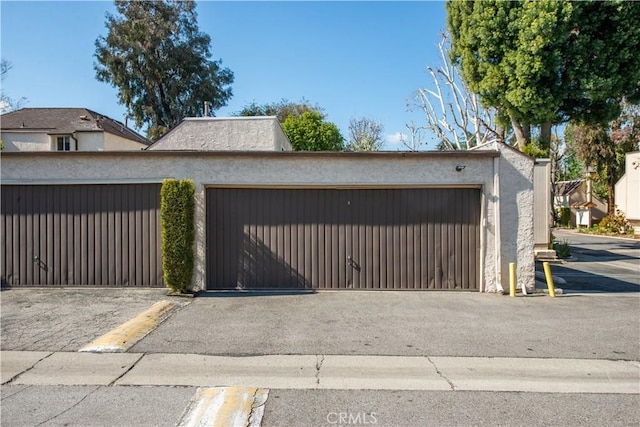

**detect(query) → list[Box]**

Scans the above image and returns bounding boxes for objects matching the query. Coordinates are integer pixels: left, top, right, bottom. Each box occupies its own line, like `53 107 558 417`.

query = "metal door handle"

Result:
347 256 361 272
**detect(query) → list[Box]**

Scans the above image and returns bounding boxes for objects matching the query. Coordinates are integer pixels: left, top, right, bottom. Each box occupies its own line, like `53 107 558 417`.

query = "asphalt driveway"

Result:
541 229 640 293
2 228 638 362
0 288 173 352
130 290 639 360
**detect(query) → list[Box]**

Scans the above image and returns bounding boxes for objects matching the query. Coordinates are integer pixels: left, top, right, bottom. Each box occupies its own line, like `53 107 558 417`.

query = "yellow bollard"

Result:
509 263 516 297
543 261 556 297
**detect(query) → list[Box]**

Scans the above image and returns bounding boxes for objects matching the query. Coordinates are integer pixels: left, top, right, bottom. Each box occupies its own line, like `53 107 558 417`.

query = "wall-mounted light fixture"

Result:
455 165 466 172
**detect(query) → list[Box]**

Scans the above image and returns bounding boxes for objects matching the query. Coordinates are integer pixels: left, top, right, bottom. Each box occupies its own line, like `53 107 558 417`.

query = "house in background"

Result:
0 108 149 152
146 116 291 151
554 179 607 227
615 151 640 235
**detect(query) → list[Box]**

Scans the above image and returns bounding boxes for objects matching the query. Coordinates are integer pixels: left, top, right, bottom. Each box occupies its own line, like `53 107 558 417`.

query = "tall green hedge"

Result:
161 179 195 292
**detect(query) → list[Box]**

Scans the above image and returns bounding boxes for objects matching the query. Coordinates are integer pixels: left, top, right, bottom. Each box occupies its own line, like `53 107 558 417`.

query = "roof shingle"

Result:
0 108 149 145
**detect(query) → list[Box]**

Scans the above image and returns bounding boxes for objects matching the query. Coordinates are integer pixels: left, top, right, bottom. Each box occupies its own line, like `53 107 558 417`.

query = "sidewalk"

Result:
2 351 639 394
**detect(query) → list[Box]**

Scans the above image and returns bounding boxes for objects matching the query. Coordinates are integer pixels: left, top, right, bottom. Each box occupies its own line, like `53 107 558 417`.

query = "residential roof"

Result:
0 108 149 145
555 179 583 196
571 201 598 208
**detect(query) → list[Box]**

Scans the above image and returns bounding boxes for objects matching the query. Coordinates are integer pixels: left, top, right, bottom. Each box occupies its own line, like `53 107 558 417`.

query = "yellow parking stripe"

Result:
178 387 269 427
79 300 178 353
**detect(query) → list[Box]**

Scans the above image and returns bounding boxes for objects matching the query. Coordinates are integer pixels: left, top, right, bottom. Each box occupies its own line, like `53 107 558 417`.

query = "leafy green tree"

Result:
95 0 233 140
446 0 640 150
236 98 321 123
566 101 640 214
555 145 583 182
346 117 384 151
281 111 344 151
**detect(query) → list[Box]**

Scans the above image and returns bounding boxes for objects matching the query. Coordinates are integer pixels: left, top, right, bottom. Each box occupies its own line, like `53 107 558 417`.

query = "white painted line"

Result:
178 387 267 427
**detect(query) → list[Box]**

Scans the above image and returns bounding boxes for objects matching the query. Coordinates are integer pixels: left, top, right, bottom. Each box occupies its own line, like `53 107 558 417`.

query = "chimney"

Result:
204 101 210 117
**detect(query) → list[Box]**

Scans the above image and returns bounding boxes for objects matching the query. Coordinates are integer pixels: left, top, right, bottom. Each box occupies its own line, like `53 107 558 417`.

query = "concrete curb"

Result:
3 351 638 394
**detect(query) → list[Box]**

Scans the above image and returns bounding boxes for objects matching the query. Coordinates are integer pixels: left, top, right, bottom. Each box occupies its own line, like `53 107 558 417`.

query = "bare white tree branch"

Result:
408 33 508 150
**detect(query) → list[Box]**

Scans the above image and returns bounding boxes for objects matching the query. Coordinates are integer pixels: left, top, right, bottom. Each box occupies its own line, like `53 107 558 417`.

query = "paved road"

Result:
3 350 639 427
540 229 640 293
2 385 638 427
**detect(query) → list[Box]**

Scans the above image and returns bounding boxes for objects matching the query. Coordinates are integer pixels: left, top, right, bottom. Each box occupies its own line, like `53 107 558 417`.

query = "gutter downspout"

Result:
71 132 79 151
494 155 504 293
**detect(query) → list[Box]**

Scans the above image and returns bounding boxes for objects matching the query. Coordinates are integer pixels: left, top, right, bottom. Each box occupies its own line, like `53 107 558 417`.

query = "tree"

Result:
446 0 640 150
281 111 344 151
346 117 384 151
236 98 321 123
555 144 583 183
95 0 233 140
410 33 507 150
567 101 640 214
1 60 27 113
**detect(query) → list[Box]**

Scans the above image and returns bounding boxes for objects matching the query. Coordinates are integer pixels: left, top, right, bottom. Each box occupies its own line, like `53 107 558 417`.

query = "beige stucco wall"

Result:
1 131 145 152
1 148 534 293
77 132 104 151
103 133 147 151
272 119 292 151
615 151 640 221
1 132 49 152
493 143 535 292
147 117 291 151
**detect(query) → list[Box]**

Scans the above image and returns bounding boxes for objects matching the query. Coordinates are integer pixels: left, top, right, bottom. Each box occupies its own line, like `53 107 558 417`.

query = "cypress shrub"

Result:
557 207 571 227
160 179 195 293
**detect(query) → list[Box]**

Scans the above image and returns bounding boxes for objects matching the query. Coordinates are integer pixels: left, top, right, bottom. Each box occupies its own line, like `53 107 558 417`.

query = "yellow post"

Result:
509 263 516 297
543 262 556 297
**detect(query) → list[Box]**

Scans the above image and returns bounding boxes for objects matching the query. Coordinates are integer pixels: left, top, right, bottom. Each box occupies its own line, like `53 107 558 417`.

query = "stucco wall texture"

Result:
494 143 535 292
1 131 146 152
615 151 640 222
1 132 50 152
2 146 534 293
147 117 292 151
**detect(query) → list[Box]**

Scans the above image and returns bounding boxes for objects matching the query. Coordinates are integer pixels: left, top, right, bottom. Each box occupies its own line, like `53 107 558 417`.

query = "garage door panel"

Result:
0 184 162 287
206 187 480 291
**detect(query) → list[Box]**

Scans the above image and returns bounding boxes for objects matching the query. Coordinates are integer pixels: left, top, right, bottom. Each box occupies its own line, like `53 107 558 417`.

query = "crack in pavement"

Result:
2 352 54 385
426 356 456 391
1 384 34 401
108 353 146 386
34 386 101 427
315 354 325 386
247 388 269 427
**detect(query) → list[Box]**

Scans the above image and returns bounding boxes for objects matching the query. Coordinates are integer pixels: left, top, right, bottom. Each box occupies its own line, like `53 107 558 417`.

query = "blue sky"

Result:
1 1 448 149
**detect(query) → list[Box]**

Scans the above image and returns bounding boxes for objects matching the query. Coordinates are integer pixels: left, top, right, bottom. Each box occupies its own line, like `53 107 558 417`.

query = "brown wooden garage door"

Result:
1 184 163 287
206 187 480 290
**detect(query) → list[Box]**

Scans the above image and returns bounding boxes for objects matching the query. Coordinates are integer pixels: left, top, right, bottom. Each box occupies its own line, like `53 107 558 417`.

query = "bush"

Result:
556 207 571 227
596 209 629 235
552 239 571 258
161 179 195 293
